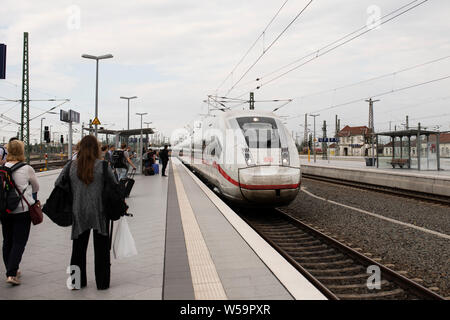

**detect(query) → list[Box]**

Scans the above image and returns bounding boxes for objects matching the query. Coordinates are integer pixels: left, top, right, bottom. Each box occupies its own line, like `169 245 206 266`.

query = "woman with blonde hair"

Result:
55 135 116 290
0 139 39 285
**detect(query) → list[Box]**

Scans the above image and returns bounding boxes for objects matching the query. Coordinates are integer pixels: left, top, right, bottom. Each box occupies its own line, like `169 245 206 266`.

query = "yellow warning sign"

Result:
92 117 101 125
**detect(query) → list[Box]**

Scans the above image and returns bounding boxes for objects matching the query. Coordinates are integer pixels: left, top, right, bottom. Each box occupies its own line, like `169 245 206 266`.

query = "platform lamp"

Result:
81 54 114 138
120 96 137 131
144 121 152 149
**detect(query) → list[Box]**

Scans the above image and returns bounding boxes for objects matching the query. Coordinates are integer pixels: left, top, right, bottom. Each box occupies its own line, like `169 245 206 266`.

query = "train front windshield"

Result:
236 117 281 149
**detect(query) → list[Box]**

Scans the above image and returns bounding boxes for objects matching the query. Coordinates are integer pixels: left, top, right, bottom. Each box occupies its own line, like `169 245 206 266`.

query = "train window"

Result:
236 117 281 149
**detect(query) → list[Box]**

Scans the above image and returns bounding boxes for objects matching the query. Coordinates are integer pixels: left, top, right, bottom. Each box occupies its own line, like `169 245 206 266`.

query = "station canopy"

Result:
84 128 155 137
376 128 441 138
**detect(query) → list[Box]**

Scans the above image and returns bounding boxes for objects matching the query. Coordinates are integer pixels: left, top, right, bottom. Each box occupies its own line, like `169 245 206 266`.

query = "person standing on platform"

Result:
55 135 116 290
112 143 136 181
72 141 81 160
159 145 169 177
101 145 108 161
0 139 39 286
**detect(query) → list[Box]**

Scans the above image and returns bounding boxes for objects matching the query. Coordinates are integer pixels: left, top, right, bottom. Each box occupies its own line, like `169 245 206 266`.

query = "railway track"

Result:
302 173 450 206
238 208 445 300
182 161 446 300
30 160 67 171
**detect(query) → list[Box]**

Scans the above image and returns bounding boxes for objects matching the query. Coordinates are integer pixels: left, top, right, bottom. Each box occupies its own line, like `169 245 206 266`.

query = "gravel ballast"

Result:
281 179 450 298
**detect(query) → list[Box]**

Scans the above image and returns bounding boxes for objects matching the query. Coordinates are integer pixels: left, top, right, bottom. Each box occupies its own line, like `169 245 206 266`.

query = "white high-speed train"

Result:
174 110 301 207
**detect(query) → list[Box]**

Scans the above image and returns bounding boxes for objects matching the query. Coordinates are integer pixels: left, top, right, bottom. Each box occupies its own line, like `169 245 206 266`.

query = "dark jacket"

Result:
159 149 169 163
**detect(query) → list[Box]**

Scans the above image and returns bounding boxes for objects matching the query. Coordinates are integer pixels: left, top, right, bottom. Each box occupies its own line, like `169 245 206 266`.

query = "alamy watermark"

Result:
66 265 81 290
66 5 81 30
367 265 382 290
366 5 382 30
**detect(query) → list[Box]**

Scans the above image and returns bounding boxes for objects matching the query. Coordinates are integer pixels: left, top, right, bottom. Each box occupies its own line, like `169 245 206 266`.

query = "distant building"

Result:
337 125 375 157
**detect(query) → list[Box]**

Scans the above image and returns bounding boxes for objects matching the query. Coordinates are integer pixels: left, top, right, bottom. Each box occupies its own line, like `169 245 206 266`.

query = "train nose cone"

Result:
238 166 301 206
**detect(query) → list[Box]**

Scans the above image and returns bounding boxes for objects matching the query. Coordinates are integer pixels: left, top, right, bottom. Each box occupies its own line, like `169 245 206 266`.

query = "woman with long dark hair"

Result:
55 135 116 290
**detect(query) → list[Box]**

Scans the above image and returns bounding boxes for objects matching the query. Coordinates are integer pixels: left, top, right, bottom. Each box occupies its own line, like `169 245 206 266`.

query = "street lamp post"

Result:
144 121 152 148
40 117 45 161
81 54 113 138
120 96 138 130
309 114 320 163
136 112 148 174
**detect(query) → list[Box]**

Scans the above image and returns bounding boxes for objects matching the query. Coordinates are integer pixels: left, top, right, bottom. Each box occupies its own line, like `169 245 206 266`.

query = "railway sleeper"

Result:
263 237 316 244
288 248 336 256
277 239 322 246
290 253 345 262
283 244 328 251
337 288 406 300
327 279 391 290
299 259 354 269
316 273 369 281
309 266 364 275
263 232 311 239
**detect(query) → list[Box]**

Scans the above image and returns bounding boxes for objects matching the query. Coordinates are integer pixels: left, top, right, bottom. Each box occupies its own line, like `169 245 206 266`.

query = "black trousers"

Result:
0 212 31 277
162 161 168 175
70 228 110 289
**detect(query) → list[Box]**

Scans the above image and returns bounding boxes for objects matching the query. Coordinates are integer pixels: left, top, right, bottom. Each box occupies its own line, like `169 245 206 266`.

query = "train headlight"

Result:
242 148 255 166
281 147 290 166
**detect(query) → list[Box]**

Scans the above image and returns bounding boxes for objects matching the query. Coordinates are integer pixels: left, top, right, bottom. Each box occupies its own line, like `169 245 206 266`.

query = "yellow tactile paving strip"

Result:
172 162 228 300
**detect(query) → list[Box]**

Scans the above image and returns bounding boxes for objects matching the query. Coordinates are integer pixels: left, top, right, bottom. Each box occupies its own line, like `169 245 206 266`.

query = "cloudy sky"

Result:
0 0 449 144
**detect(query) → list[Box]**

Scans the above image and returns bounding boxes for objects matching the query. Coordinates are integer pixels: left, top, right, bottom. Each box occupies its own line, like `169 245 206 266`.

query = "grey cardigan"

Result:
56 159 117 240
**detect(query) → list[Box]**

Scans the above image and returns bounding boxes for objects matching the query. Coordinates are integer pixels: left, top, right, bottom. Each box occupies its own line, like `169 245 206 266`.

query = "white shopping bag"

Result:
113 217 138 259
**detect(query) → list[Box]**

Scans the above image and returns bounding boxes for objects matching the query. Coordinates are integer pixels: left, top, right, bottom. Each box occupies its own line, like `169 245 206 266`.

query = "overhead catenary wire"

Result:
224 0 315 96
271 52 450 113
235 0 429 97
234 0 425 94
286 74 450 120
215 0 290 93
293 53 450 102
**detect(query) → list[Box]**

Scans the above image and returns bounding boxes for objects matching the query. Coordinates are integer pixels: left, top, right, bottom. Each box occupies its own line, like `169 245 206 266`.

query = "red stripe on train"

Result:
200 159 299 190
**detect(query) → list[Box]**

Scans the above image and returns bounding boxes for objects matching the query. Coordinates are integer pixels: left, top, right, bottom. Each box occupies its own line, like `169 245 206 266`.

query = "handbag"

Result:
102 161 128 221
42 161 73 227
113 217 138 259
14 185 43 225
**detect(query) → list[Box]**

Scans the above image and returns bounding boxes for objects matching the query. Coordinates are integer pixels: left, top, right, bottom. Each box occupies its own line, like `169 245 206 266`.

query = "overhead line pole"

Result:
366 98 380 166
309 114 319 163
21 32 30 163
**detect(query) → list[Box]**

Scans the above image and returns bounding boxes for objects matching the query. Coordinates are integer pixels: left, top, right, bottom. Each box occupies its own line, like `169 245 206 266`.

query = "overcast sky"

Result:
1 0 449 144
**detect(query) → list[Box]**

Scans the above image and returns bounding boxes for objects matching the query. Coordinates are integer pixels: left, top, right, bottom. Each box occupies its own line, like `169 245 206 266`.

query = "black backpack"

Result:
42 161 73 227
111 150 127 169
0 162 27 215
102 161 128 221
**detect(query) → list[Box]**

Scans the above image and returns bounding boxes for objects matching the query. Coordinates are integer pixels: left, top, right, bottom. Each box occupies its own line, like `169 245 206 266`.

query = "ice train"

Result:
173 110 301 207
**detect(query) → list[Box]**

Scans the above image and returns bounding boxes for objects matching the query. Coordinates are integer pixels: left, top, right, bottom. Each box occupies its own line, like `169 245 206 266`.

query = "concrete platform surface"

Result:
0 168 168 300
0 160 325 300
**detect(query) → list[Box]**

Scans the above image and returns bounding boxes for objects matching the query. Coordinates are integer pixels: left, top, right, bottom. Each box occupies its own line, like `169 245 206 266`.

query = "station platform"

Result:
0 159 325 300
300 158 450 197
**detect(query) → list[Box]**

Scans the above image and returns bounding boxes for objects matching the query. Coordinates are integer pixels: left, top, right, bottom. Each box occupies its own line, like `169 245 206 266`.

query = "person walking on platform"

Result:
0 139 39 286
159 145 170 177
55 135 116 290
101 145 109 161
112 143 136 181
106 145 115 164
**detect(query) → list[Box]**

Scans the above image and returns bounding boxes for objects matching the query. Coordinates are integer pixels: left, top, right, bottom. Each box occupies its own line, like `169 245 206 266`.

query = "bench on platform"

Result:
389 158 410 168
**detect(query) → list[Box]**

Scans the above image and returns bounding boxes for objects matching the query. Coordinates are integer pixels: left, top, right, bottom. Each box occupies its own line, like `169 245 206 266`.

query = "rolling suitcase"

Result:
152 163 159 175
120 169 136 198
144 166 154 176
